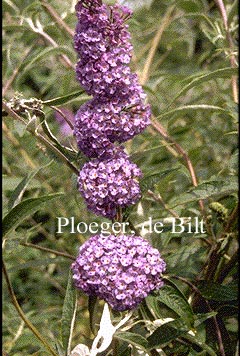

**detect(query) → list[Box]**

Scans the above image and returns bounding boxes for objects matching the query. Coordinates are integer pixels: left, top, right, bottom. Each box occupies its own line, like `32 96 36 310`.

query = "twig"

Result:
214 0 238 103
2 47 33 97
26 18 75 70
200 204 238 281
170 275 226 356
147 189 179 218
2 121 36 169
20 242 75 260
217 249 238 283
151 118 205 212
36 131 79 175
40 0 74 37
2 260 59 356
50 105 74 130
140 6 175 85
219 203 238 238
2 101 79 175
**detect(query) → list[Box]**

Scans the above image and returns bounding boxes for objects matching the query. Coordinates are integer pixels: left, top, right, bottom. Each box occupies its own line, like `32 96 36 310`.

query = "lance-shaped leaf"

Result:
42 90 87 107
2 193 64 238
169 177 238 208
140 167 180 193
168 67 238 106
115 331 148 352
197 281 238 301
147 318 189 349
8 161 53 210
148 284 194 327
156 104 234 121
61 269 77 354
88 295 98 335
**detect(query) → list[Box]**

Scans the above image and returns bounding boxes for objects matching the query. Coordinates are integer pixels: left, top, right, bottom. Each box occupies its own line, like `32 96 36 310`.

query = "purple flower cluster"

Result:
73 0 151 159
78 151 142 218
74 1 133 97
75 95 151 159
71 234 166 311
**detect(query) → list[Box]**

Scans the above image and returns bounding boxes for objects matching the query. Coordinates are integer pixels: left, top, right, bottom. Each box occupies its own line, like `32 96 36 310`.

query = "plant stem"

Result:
2 260 59 356
26 18 74 69
140 6 175 85
40 0 74 37
217 249 238 283
151 118 205 213
170 275 226 356
214 0 238 103
50 106 74 130
2 47 33 97
147 189 179 218
2 101 79 175
20 242 75 260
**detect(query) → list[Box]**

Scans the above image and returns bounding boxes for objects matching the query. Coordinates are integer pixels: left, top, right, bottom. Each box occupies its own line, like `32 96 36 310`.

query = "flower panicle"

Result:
74 0 151 217
71 1 165 312
71 234 166 311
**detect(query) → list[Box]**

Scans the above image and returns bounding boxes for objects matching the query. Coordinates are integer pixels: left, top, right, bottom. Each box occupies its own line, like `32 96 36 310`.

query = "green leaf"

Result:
21 47 74 75
115 331 148 351
118 346 132 356
8 161 53 210
140 167 180 193
165 245 207 278
21 1 42 16
177 0 202 13
197 281 238 301
8 258 59 272
54 341 65 356
183 333 218 356
130 144 167 160
156 104 233 121
144 294 162 319
40 120 78 161
3 0 19 13
227 0 238 24
61 269 77 354
187 350 205 356
155 284 194 326
147 318 188 349
88 295 98 335
194 312 217 328
42 90 86 106
3 176 40 192
168 67 238 106
2 193 64 237
169 177 238 208
2 24 29 31
228 151 238 174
